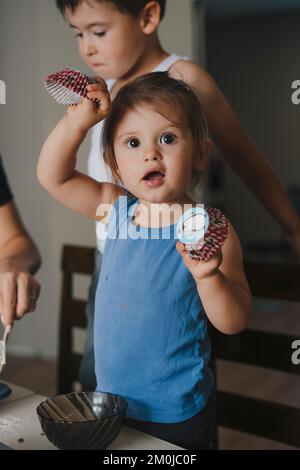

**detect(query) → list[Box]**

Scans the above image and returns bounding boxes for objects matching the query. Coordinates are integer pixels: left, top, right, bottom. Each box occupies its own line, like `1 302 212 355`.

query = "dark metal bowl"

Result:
36 391 127 450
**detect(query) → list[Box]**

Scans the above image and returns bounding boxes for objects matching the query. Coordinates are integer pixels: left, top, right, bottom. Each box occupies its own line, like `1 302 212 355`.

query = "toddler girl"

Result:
37 72 251 449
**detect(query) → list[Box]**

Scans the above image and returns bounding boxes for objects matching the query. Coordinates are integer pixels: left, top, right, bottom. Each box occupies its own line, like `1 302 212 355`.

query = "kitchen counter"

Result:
0 383 183 450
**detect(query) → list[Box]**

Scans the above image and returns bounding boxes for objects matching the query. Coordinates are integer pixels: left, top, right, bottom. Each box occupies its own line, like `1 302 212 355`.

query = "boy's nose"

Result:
82 39 97 57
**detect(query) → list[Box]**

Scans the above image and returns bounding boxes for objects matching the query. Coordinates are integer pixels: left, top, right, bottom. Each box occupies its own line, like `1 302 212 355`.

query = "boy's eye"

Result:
160 133 177 145
94 32 106 37
126 138 140 148
75 32 83 38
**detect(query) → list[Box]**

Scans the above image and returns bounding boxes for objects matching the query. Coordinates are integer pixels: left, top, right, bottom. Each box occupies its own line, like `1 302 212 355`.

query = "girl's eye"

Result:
160 133 176 145
126 139 140 148
75 33 83 38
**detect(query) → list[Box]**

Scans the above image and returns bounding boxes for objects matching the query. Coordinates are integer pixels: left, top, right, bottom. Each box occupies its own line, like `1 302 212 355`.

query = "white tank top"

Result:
88 53 189 251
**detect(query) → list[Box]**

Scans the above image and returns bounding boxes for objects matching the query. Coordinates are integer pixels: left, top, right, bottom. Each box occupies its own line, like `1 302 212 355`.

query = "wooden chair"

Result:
57 245 95 394
210 261 300 449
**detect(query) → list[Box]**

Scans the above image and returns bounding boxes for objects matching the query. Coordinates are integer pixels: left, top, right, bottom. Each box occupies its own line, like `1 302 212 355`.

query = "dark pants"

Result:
124 392 217 450
79 250 101 391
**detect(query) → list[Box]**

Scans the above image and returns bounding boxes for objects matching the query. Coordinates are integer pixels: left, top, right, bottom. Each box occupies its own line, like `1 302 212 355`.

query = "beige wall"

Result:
160 0 194 59
0 0 205 358
1 0 58 358
206 12 300 245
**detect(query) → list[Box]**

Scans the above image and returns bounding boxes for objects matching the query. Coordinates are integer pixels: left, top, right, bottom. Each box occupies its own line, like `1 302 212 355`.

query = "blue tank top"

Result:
94 196 214 423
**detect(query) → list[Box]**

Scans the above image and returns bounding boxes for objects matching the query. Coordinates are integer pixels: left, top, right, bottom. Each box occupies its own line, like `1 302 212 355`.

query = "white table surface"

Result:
0 383 183 450
0 382 35 404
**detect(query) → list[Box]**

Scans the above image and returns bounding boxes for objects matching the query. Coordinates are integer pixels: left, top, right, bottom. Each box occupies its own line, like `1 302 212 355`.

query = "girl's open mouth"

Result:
143 171 165 187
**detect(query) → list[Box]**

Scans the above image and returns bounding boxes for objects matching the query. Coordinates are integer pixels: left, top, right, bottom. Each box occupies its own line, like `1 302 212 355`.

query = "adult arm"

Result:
0 201 41 326
170 61 300 254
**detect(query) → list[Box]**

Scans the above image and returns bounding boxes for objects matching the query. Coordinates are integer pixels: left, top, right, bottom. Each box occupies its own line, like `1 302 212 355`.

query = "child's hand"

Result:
176 241 223 282
66 77 111 133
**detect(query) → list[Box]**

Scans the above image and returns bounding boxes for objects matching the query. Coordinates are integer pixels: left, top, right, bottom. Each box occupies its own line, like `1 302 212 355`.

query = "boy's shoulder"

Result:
168 59 216 102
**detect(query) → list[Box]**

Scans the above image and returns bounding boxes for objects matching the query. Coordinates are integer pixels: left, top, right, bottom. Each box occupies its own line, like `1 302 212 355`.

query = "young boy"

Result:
55 0 300 390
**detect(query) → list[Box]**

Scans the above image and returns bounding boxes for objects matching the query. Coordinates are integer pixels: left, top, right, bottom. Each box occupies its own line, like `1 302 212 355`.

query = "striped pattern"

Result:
186 207 229 261
44 68 96 106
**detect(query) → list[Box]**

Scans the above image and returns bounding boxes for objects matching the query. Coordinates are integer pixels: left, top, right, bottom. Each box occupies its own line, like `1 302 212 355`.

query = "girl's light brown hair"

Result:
102 72 209 191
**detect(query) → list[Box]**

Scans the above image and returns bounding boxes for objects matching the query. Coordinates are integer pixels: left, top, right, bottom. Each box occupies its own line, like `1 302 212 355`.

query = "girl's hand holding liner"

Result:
66 78 111 132
37 77 119 221
176 241 222 282
177 224 251 335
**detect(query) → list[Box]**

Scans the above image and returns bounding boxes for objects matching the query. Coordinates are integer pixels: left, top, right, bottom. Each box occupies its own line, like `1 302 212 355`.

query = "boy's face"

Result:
113 105 198 204
66 0 146 79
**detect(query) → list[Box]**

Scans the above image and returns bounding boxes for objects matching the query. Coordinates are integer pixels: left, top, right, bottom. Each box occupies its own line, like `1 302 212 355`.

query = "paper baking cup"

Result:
44 68 96 106
177 206 229 261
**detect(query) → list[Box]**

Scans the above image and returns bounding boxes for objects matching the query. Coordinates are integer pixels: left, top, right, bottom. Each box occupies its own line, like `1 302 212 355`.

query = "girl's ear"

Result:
139 1 161 35
194 138 213 172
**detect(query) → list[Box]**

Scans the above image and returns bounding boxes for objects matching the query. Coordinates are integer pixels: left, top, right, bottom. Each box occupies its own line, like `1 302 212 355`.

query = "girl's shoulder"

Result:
96 186 133 225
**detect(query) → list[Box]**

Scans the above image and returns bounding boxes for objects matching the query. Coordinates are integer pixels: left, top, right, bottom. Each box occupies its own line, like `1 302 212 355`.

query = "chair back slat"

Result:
245 262 300 301
217 391 300 449
211 328 300 375
68 300 87 328
62 245 95 274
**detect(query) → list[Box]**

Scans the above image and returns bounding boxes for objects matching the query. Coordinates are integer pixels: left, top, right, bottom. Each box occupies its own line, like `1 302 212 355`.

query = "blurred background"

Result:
1 0 300 449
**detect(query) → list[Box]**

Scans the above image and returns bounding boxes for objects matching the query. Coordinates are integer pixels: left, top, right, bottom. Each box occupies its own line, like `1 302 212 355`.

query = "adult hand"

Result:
0 270 41 327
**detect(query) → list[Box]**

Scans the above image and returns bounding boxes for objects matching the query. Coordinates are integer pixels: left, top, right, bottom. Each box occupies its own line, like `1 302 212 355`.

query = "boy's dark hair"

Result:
102 72 209 190
56 0 166 20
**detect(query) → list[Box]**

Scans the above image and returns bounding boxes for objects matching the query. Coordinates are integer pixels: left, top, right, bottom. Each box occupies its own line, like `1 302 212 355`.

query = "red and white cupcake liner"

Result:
44 68 97 106
186 207 229 261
